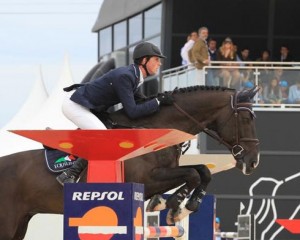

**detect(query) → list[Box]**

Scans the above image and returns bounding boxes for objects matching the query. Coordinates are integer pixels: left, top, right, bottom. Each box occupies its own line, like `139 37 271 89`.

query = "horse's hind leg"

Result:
13 213 35 240
173 164 212 222
185 164 211 211
146 167 201 212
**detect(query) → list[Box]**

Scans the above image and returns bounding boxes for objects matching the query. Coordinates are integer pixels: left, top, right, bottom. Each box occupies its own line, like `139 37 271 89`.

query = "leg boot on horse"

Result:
56 158 87 185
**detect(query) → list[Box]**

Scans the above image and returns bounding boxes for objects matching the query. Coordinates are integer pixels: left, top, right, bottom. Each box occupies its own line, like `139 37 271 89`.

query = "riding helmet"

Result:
133 42 166 60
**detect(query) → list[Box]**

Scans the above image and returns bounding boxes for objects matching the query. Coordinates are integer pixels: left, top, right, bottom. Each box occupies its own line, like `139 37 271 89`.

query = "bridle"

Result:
173 90 260 159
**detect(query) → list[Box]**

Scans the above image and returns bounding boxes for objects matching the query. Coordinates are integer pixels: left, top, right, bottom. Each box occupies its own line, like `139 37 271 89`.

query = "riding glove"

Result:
157 93 174 105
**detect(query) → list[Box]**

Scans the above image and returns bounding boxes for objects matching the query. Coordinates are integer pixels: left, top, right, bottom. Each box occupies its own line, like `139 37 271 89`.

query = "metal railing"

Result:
161 61 300 111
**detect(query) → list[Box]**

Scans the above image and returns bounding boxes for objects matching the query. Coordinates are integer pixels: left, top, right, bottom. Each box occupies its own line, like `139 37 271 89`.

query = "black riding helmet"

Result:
133 42 166 76
133 42 166 60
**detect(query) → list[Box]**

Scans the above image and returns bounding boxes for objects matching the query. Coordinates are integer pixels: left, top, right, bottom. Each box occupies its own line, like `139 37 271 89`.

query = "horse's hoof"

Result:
166 209 175 225
173 207 193 222
146 195 166 212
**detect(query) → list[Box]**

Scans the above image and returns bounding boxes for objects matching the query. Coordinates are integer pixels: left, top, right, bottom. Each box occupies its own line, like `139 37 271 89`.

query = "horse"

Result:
0 86 260 240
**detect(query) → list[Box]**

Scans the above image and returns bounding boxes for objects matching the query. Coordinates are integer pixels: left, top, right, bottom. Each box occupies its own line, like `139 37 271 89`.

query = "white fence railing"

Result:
161 61 300 111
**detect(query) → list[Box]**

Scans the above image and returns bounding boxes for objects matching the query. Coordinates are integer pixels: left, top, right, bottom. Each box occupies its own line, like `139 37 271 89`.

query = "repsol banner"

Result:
64 183 144 240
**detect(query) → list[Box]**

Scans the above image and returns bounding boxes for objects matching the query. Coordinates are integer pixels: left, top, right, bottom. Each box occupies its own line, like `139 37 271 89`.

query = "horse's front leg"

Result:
173 164 212 222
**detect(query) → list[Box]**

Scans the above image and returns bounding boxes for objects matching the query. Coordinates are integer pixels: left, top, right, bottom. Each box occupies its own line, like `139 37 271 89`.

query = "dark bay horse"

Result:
0 86 260 240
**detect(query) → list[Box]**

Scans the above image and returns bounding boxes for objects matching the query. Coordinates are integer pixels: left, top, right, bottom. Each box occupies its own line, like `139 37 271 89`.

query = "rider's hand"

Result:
157 93 174 105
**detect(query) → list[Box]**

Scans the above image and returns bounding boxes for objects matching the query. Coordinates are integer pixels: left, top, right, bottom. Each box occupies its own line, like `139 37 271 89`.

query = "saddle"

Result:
42 114 124 173
44 148 78 173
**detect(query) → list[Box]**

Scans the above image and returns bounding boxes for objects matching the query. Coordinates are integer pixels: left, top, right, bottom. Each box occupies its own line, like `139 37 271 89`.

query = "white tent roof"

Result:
0 54 76 157
3 66 48 130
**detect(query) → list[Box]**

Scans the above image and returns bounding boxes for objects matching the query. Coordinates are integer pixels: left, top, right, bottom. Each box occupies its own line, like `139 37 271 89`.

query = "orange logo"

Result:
69 206 125 240
69 206 144 240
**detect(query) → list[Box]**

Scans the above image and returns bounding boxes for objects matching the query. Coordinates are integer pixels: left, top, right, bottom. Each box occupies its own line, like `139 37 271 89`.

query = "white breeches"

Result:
62 90 107 130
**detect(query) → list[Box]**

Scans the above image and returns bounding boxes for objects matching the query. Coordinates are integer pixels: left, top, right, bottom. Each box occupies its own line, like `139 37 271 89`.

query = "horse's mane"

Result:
159 85 257 104
162 85 232 95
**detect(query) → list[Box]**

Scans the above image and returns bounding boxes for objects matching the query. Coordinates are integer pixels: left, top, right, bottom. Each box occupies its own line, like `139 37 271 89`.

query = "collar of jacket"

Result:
132 64 140 79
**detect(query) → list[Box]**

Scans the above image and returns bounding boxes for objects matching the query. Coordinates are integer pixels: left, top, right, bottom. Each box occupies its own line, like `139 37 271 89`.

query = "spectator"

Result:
237 46 254 84
288 78 300 104
256 83 265 104
215 217 229 240
190 26 210 85
263 77 283 104
243 80 254 90
256 49 272 86
279 80 289 103
238 46 252 66
207 38 218 85
217 37 239 87
278 45 293 62
180 31 198 65
208 38 218 61
256 49 272 62
217 37 237 61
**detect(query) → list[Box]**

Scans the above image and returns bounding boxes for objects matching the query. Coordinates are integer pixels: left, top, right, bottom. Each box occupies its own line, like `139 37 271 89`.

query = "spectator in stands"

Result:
288 78 300 104
208 38 218 61
279 80 289 103
243 80 254 90
237 46 255 85
216 37 239 87
263 77 283 104
256 83 265 104
207 38 219 85
217 37 237 62
190 26 210 85
256 49 272 86
180 31 198 65
215 217 229 240
278 45 294 62
238 46 252 66
256 49 272 62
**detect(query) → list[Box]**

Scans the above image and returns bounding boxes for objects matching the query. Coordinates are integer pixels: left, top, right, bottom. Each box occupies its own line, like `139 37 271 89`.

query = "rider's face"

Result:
145 56 162 75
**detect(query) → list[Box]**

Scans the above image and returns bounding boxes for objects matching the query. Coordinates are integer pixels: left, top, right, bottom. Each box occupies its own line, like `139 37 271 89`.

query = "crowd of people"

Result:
180 27 300 104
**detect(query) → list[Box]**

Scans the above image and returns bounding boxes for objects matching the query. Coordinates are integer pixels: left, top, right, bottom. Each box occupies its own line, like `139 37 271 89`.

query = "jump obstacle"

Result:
12 129 195 239
144 225 185 238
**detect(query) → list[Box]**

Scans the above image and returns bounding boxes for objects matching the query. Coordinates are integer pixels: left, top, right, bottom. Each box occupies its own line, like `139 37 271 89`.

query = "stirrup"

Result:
56 172 76 186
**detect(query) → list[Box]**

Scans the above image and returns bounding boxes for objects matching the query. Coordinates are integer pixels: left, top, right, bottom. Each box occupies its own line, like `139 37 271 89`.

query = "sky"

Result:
0 0 103 127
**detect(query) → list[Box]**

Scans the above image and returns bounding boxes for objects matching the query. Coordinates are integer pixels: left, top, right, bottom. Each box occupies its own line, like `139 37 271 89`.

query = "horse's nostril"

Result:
252 161 257 169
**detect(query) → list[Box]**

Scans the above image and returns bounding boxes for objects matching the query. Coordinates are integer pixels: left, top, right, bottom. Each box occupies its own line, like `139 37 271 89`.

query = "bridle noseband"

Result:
173 90 260 159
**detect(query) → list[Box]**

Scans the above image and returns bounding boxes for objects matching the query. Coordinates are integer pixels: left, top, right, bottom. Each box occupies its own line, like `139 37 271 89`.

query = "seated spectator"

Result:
238 46 252 66
217 37 237 62
256 49 272 86
277 45 294 62
180 31 198 65
288 78 300 104
217 37 238 87
256 83 265 104
208 38 218 61
279 80 289 103
243 80 254 90
206 38 218 85
263 77 283 104
256 49 272 62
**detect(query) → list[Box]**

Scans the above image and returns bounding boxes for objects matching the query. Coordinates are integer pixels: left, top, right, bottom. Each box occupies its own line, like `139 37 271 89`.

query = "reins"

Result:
173 90 260 158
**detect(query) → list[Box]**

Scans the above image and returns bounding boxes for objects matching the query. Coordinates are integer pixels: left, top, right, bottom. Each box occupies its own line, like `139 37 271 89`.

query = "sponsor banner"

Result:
64 183 144 240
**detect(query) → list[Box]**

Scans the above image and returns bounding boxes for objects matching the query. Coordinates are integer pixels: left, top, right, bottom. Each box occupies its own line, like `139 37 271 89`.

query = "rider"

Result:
56 42 174 185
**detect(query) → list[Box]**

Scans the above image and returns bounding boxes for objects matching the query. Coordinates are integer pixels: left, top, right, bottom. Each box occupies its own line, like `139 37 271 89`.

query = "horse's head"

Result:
213 87 260 175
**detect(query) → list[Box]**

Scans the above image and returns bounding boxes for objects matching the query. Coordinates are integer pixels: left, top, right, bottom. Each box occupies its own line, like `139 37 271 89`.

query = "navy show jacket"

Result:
70 64 159 119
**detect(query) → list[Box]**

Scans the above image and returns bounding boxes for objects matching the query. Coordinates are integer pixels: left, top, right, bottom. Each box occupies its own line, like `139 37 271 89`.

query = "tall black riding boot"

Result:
56 158 88 186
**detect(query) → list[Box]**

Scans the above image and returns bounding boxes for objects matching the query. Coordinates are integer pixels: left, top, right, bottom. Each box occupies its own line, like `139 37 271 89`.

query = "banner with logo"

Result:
64 183 144 240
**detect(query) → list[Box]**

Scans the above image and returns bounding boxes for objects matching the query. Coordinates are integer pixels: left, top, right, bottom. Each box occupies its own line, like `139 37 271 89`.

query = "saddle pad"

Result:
44 149 78 173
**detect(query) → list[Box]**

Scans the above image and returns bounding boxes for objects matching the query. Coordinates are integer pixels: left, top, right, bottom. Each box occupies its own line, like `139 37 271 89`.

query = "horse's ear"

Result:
249 86 260 99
